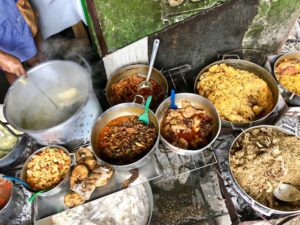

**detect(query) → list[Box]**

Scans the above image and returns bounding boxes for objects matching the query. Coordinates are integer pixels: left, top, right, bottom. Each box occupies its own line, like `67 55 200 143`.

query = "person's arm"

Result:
0 50 26 76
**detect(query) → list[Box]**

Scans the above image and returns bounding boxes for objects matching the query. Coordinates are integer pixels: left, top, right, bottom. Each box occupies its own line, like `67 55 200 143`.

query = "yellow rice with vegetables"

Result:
26 147 71 191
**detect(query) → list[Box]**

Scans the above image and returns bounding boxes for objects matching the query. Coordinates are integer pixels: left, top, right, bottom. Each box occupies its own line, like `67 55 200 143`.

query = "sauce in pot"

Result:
110 75 164 109
97 115 157 165
0 177 12 210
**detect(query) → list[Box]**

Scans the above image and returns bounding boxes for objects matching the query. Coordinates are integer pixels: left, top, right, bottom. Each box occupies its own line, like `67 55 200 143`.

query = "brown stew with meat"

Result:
161 100 214 150
97 115 157 165
110 75 164 109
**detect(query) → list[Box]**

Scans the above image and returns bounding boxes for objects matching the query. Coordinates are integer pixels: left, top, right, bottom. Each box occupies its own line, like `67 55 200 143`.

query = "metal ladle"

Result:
19 76 74 115
273 183 300 202
138 39 160 93
19 76 61 109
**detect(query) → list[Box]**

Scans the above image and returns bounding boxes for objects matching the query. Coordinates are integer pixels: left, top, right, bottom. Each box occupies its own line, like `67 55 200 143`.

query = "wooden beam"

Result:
72 21 89 40
85 0 108 56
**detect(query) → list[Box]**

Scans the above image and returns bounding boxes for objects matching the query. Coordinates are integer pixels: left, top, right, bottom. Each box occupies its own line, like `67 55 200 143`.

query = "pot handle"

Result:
0 120 22 137
222 54 241 60
70 153 77 166
251 201 273 217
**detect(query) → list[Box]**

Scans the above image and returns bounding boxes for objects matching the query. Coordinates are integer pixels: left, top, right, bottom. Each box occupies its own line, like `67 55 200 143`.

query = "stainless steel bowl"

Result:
105 64 168 107
228 125 300 216
90 103 160 170
155 93 221 155
194 59 280 129
274 51 300 105
21 145 74 196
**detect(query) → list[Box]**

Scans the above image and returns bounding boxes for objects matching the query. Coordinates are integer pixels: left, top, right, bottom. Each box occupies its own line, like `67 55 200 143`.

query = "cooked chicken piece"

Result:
171 124 187 132
161 100 213 150
79 157 97 171
76 147 95 162
64 191 85 208
70 165 89 189
178 138 188 149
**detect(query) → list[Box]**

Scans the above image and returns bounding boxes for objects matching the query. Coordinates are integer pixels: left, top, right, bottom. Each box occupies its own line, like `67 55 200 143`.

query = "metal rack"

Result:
153 143 218 184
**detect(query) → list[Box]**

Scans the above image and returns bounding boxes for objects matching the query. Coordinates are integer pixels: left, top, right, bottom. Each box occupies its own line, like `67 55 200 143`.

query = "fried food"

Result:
76 147 97 171
72 176 96 200
81 157 97 171
275 58 300 95
76 147 95 162
64 191 85 208
97 115 157 165
161 100 214 149
70 165 89 189
26 147 71 191
230 127 300 211
90 165 114 187
196 64 274 123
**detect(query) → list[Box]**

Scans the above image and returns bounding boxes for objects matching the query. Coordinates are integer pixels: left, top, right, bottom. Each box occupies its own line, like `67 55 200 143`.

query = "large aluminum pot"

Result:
274 51 300 105
20 145 75 197
90 103 160 171
228 125 300 216
3 60 102 146
194 59 280 129
0 175 15 224
105 64 168 108
156 93 221 155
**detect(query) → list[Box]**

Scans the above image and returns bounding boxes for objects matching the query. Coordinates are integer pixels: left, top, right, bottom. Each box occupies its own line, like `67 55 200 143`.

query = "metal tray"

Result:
34 182 154 225
33 145 161 222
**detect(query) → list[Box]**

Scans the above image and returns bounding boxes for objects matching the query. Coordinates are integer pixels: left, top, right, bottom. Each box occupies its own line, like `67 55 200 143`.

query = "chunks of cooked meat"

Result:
97 115 157 165
70 165 89 189
196 64 274 123
64 191 85 208
76 147 95 162
76 147 97 171
110 74 164 108
65 148 114 208
161 100 214 150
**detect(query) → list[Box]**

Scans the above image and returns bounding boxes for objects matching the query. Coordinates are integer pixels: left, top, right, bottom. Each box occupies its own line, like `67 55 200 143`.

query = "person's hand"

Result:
0 51 26 76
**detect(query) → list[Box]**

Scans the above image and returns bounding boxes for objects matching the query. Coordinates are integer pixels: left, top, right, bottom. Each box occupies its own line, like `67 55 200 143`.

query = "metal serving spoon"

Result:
138 39 160 93
138 96 152 125
273 183 300 202
19 76 61 110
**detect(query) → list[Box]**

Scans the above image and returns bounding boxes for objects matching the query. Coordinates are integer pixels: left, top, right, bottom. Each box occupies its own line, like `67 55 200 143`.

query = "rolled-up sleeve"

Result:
0 0 37 62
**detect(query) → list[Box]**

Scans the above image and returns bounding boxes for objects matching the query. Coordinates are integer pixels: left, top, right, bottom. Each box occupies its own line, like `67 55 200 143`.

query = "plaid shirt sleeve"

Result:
0 0 37 62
